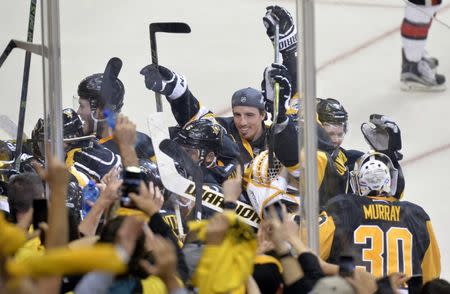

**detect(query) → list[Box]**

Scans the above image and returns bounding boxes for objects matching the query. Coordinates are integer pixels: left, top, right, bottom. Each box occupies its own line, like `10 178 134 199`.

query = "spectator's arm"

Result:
114 114 138 167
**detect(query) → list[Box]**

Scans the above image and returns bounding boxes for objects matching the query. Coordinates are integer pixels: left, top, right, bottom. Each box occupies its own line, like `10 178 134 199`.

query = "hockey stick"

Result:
15 0 37 170
99 57 123 130
160 139 203 221
147 113 260 228
0 40 43 69
268 24 280 168
0 115 24 139
149 22 191 112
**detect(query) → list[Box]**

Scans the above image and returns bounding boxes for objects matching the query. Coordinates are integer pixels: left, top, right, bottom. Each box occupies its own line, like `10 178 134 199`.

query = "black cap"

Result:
231 87 265 111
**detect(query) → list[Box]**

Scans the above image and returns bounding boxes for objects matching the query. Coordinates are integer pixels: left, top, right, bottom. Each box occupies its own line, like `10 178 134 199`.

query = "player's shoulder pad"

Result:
325 193 360 213
399 200 431 222
136 131 152 144
343 149 364 161
216 116 234 129
135 131 155 158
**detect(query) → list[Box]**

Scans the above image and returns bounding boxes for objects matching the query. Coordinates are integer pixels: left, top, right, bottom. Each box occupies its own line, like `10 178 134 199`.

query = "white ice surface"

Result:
1 0 449 279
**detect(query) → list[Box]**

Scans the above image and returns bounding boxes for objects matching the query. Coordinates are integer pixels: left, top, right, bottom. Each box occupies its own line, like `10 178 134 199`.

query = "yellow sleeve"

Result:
316 151 328 187
6 244 127 278
190 212 257 293
13 236 45 262
141 275 184 294
319 211 335 261
0 212 27 256
334 149 348 176
422 221 441 283
286 151 327 184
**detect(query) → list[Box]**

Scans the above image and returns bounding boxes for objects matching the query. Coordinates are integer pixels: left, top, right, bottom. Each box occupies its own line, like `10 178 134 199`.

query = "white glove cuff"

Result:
168 73 188 100
279 27 298 52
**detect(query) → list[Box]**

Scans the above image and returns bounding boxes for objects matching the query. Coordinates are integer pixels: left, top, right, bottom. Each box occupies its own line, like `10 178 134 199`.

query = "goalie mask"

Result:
175 119 223 167
350 151 398 197
246 150 299 218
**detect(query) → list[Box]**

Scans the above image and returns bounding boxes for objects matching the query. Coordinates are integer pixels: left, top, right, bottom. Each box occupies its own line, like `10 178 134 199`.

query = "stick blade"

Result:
99 57 122 110
149 22 191 34
159 138 203 220
0 40 17 69
159 139 202 179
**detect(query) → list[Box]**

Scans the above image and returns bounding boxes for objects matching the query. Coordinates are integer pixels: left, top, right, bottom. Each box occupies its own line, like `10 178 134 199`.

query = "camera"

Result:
32 198 48 244
120 166 142 208
338 255 355 277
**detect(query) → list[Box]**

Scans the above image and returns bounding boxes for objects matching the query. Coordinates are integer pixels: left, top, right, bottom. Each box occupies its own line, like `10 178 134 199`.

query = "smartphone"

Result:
263 201 283 220
338 255 355 277
32 198 48 244
407 275 422 294
120 166 142 208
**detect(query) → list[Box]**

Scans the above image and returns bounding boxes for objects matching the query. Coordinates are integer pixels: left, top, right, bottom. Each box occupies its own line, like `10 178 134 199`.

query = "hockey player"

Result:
319 151 441 282
316 98 362 190
76 72 155 160
261 65 347 206
174 119 240 185
32 108 121 184
140 6 299 166
401 0 446 91
140 64 267 165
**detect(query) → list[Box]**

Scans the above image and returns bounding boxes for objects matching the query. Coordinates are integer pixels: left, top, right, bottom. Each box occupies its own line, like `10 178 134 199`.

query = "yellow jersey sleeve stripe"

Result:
319 213 335 261
422 220 441 283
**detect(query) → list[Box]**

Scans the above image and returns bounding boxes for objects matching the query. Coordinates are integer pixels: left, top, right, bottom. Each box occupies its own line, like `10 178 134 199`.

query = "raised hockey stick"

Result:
160 139 203 221
99 57 122 130
147 112 260 228
149 22 191 112
15 0 37 170
268 24 280 168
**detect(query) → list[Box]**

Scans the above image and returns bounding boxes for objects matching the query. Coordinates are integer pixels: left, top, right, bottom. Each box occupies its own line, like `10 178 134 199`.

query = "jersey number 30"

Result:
354 225 413 277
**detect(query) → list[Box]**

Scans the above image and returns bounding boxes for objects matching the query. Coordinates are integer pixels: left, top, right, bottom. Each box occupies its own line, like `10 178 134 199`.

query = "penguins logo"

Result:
64 109 73 119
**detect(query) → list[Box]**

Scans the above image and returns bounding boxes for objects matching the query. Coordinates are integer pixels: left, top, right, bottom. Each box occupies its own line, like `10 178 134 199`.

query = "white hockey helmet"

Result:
350 151 398 197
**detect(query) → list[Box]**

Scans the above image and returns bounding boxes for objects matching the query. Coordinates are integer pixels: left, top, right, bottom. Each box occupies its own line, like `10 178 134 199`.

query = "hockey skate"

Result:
422 51 439 71
401 52 446 92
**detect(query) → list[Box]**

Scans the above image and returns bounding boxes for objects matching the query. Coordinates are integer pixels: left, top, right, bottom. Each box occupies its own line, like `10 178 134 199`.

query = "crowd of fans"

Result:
0 3 449 294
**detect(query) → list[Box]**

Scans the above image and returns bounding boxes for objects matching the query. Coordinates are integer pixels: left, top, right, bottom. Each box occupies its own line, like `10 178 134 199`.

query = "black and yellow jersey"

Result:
99 131 155 161
216 116 269 165
319 193 440 282
273 121 347 207
66 141 121 182
164 87 269 166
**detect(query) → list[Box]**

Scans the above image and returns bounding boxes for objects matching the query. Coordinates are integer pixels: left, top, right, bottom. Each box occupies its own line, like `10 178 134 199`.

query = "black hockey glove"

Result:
140 64 187 100
263 5 298 55
361 114 403 160
263 63 292 123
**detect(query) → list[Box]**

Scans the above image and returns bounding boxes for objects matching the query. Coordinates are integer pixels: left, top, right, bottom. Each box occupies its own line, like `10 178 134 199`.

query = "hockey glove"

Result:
361 114 402 160
263 63 292 123
263 5 298 55
140 64 187 100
